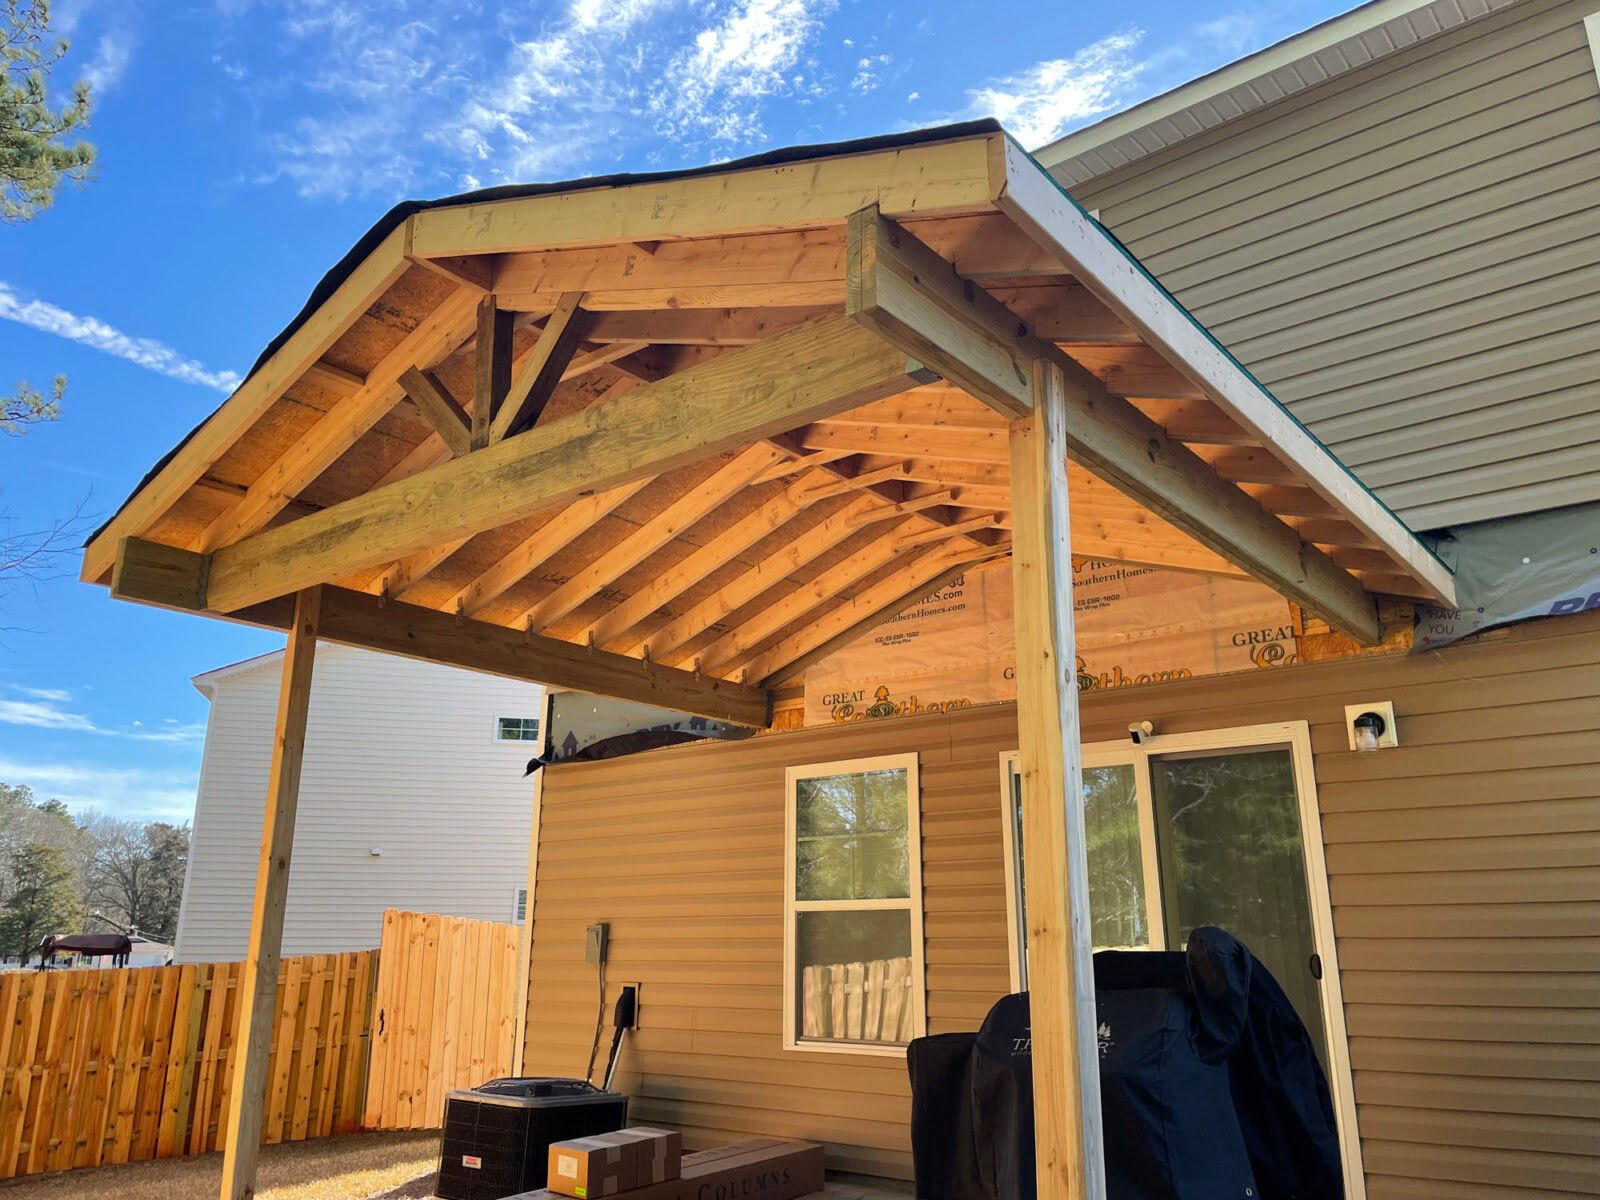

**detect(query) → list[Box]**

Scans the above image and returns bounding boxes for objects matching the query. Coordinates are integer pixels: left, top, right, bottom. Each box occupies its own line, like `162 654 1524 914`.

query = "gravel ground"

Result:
0 1132 440 1200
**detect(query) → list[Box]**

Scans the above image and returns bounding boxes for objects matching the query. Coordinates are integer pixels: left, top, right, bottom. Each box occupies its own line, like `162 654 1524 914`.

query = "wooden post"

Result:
219 587 322 1200
1007 361 1105 1200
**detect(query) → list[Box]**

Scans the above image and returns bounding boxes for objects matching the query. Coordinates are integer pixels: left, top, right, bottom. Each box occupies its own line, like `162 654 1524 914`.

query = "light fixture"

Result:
1344 701 1398 753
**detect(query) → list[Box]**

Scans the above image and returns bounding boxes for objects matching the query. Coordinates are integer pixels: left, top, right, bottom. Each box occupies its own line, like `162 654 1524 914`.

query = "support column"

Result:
219 586 322 1200
1008 361 1105 1200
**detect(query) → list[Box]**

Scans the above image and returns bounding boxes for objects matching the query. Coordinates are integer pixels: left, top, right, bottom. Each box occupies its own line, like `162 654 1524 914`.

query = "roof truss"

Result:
89 127 1454 727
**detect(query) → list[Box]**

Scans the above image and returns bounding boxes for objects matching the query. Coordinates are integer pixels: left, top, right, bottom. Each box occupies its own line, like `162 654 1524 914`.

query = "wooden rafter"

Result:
581 466 839 650
519 443 786 632
448 481 652 618
400 367 471 457
694 517 924 677
634 492 884 662
738 539 1009 685
80 228 416 583
197 315 935 612
193 286 481 554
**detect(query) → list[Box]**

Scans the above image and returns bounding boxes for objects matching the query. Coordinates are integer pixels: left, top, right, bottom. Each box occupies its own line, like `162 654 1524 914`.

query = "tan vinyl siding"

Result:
523 608 1600 1192
1069 0 1600 529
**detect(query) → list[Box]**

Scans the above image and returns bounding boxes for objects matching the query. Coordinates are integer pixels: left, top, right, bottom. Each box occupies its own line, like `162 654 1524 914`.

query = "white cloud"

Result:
966 30 1147 149
0 685 207 744
0 757 199 822
83 29 137 94
651 0 836 140
0 281 242 394
851 53 890 94
0 698 98 732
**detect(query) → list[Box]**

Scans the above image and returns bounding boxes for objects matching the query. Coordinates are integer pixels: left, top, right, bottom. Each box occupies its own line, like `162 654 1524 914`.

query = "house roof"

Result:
88 124 1453 725
1034 0 1522 186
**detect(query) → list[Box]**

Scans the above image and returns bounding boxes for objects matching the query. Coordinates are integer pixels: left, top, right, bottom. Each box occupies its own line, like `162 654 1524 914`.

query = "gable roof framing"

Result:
90 124 1454 726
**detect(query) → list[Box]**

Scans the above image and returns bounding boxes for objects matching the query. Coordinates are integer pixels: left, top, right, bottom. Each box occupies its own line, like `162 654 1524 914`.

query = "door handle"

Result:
1309 953 1323 980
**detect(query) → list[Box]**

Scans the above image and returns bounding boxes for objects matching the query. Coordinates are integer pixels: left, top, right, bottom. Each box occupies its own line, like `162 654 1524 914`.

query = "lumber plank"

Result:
1008 359 1105 1200
519 443 785 632
400 368 472 458
473 298 516 449
582 467 839 649
80 225 412 583
199 315 935 613
695 517 924 676
490 292 587 442
219 589 321 1200
408 134 1001 258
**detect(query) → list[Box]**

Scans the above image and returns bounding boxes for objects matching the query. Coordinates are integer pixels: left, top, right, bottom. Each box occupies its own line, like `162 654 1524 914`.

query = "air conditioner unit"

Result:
436 1077 628 1200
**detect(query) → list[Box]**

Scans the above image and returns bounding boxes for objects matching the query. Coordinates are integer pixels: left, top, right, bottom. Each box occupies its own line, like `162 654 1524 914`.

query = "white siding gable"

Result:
174 644 541 961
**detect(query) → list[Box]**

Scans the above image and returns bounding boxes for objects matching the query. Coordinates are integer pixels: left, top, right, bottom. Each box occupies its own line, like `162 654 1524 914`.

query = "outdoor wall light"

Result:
1344 701 1399 753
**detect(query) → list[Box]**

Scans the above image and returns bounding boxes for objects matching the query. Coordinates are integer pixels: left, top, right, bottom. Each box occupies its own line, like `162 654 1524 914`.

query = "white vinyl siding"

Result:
174 644 541 961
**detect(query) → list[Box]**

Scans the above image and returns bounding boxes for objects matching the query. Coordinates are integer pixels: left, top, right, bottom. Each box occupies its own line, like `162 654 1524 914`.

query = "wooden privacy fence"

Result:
0 950 374 1181
363 909 521 1132
801 956 914 1043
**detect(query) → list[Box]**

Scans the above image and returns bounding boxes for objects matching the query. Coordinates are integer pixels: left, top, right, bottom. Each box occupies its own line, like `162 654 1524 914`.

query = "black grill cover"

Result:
908 1032 981 1200
1188 928 1343 1200
908 928 1343 1200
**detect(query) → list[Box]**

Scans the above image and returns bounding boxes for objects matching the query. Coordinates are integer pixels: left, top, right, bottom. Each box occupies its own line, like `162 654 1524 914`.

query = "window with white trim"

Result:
495 716 542 743
783 754 926 1054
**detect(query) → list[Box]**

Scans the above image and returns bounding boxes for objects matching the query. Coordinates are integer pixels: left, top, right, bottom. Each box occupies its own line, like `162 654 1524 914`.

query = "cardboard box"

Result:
520 1138 822 1200
546 1131 639 1199
622 1128 682 1184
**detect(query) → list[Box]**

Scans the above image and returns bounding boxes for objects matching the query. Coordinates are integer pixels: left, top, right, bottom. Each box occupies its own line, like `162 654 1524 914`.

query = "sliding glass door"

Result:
1000 722 1361 1194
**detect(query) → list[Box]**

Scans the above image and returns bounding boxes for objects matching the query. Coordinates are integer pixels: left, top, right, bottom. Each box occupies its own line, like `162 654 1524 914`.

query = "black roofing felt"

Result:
90 120 1004 545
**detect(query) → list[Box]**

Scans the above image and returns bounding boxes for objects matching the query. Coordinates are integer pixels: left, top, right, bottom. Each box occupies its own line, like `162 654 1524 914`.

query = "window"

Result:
784 754 926 1054
1000 723 1365 1200
495 716 542 743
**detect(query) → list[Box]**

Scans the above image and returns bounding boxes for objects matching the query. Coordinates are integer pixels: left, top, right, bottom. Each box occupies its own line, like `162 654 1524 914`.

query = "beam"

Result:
846 207 1383 642
109 540 771 727
490 292 587 443
408 134 1002 258
991 138 1454 606
218 586 321 1200
1009 360 1106 1200
200 315 935 613
80 226 413 584
400 367 472 458
472 298 516 449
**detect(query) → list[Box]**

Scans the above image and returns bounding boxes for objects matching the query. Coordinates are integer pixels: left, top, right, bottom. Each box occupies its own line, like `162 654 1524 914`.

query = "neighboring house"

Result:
174 644 542 961
1037 0 1600 531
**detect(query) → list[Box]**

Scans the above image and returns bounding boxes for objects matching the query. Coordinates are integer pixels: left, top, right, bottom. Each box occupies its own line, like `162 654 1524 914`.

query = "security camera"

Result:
1127 720 1155 745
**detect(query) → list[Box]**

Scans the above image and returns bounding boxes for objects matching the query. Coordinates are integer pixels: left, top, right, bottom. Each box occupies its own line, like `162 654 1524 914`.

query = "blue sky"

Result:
0 0 1351 821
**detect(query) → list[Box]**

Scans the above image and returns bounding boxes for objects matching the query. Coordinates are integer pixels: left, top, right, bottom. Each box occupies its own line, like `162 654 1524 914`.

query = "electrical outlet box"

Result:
585 922 609 964
621 982 642 1029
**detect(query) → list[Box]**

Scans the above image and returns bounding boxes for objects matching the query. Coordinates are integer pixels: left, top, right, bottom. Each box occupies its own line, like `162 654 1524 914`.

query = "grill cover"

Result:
909 928 1343 1200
